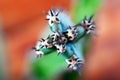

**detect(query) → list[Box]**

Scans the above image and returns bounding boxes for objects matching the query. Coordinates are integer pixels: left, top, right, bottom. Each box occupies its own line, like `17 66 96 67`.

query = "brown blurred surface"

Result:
83 0 120 80
0 0 70 79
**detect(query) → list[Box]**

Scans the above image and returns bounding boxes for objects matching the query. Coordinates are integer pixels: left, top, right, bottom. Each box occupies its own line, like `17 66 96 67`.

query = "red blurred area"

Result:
0 0 70 79
83 0 120 80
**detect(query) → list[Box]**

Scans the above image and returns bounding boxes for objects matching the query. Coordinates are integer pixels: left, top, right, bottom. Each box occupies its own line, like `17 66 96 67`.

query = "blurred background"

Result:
1 0 120 80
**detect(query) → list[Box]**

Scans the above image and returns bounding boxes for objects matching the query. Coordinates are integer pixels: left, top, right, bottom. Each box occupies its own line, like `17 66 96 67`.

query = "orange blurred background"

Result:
0 0 71 79
2 0 120 80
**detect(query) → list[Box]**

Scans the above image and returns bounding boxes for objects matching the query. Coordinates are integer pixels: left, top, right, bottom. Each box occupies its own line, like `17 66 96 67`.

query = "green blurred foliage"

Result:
31 51 67 80
72 0 101 23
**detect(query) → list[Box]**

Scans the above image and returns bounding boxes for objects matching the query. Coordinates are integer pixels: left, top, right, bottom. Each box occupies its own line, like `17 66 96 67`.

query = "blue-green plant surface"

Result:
31 0 101 80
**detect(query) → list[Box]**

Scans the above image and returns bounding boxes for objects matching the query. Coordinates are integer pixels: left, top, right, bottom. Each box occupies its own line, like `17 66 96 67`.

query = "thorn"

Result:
69 26 71 29
45 45 47 48
84 16 87 20
45 18 49 20
35 49 40 51
41 38 45 41
56 18 59 21
36 55 39 58
47 35 50 39
83 19 86 24
40 46 44 49
38 39 41 41
40 54 43 57
56 11 60 16
45 12 49 16
32 47 36 50
67 64 71 68
50 9 54 16
77 60 82 62
74 27 77 30
57 52 61 55
88 16 93 23
51 21 54 24
90 15 94 20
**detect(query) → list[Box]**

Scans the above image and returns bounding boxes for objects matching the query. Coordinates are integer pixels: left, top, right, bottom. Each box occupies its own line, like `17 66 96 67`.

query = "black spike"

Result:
50 9 54 16
65 31 68 34
36 55 40 58
47 35 50 39
45 18 49 20
74 27 77 30
68 59 72 62
40 54 43 57
56 18 59 21
40 46 44 49
69 26 72 29
68 36 72 39
63 45 65 48
83 19 86 24
90 15 93 21
45 45 47 48
57 52 61 55
84 16 87 20
51 21 54 24
77 60 82 62
45 12 49 16
32 47 36 50
36 49 40 51
38 39 41 41
72 31 75 34
56 11 59 16
67 64 71 68
41 38 45 41
74 58 78 61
